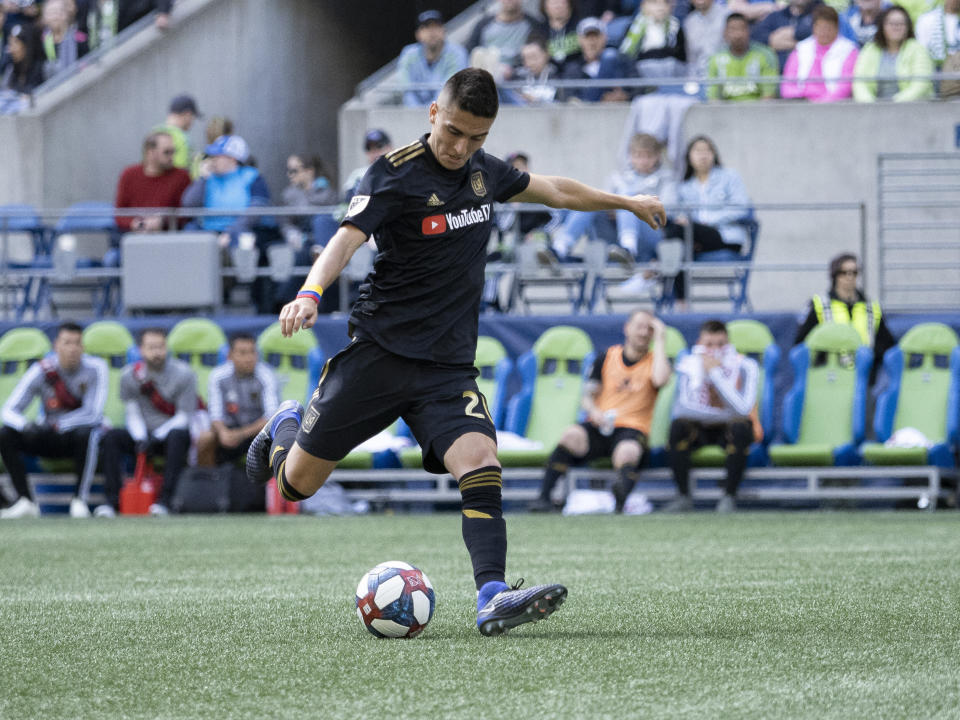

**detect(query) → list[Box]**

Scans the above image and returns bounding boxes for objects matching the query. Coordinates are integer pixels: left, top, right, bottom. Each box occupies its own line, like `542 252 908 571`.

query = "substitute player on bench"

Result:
247 68 665 635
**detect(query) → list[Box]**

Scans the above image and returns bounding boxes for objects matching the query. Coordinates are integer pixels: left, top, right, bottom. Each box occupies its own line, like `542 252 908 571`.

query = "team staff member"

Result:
196 333 279 467
246 68 666 636
98 328 197 517
0 322 108 519
795 252 895 384
531 310 671 514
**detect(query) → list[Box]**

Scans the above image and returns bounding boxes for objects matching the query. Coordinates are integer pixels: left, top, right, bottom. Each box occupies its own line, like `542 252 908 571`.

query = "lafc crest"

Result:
471 171 487 197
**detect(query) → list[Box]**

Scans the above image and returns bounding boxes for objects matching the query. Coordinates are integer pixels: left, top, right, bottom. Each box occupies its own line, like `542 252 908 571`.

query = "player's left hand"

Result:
629 195 667 230
279 297 319 337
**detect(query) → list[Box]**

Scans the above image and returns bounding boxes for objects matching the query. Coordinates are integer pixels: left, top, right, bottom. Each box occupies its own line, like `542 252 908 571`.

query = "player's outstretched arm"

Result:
279 224 369 337
510 173 666 230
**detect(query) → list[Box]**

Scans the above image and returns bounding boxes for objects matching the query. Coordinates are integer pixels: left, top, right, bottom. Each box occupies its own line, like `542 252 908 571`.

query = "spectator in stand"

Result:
795 252 895 385
467 0 543 79
282 153 337 229
0 322 108 520
191 114 233 178
781 5 859 101
665 319 760 514
553 133 677 264
114 130 191 232
683 0 729 79
397 10 467 108
915 0 959 68
98 328 197 517
542 0 581 65
671 135 753 303
76 0 120 51
513 36 561 103
530 310 671 513
115 0 172 32
618 0 687 92
845 0 890 47
195 334 279 468
342 128 392 201
155 93 201 170
491 151 555 253
752 0 826 70
559 16 631 102
40 0 88 80
853 4 934 100
707 13 779 100
1 21 43 95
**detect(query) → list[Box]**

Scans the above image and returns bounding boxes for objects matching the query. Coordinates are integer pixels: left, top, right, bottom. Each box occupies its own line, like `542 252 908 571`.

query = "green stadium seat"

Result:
0 327 51 425
82 321 134 428
256 322 324 406
689 319 779 467
862 323 960 468
167 318 228 404
768 323 870 467
500 326 594 467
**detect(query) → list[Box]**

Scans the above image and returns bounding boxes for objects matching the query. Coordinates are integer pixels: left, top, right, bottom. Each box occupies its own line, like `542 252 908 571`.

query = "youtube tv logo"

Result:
422 215 446 235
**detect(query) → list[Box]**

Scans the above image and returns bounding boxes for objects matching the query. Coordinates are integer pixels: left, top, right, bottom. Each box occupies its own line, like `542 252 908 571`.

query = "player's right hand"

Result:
280 297 319 337
630 194 667 230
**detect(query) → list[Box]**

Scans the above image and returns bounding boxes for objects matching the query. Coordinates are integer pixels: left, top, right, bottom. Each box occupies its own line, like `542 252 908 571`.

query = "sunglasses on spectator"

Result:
838 269 859 276
287 166 304 175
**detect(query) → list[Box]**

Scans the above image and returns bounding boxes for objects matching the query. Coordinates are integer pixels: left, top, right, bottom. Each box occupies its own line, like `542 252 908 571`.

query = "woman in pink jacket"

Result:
781 5 859 101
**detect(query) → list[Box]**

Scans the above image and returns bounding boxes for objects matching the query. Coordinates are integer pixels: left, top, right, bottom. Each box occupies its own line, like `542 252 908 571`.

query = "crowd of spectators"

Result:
395 0 955 105
0 0 172 110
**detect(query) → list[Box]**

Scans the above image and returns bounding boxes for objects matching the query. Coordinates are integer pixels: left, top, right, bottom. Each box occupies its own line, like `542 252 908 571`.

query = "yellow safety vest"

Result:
811 295 882 346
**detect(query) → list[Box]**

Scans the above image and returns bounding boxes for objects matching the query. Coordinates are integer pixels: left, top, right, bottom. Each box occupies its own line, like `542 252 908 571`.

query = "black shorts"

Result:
579 422 647 463
297 339 496 474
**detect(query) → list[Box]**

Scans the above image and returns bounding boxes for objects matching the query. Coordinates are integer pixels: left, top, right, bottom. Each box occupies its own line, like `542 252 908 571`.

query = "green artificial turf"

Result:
1 513 959 719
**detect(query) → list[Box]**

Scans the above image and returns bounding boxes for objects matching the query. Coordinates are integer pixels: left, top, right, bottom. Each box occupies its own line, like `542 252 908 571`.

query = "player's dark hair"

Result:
138 327 167 345
440 68 499 119
229 332 256 348
683 135 721 181
56 321 84 337
829 252 859 284
700 319 728 336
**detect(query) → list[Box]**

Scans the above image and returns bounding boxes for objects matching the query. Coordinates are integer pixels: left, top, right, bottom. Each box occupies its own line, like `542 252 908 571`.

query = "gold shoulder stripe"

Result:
389 147 424 167
385 141 421 161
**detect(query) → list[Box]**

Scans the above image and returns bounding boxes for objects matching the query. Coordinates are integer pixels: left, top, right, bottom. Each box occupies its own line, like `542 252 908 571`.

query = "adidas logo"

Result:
427 193 444 207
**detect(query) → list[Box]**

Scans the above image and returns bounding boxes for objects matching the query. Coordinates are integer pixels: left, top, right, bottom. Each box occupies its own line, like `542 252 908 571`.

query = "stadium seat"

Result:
81 321 135 428
639 324 688 467
35 202 120 316
167 318 228 404
680 216 759 313
500 326 594 466
0 205 49 319
862 323 960 468
768 323 871 467
690 319 780 468
256 322 325 406
0 327 51 424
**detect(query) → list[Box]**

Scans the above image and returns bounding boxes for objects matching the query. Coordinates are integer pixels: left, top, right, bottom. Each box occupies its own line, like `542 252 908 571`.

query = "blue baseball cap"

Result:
204 134 249 162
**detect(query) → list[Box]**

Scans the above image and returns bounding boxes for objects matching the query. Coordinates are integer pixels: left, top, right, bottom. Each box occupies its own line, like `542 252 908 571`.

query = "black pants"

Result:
668 418 754 497
664 221 740 300
100 428 191 509
0 425 96 501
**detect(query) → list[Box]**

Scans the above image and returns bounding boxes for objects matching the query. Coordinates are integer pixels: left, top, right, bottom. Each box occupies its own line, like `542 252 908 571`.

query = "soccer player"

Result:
247 68 665 636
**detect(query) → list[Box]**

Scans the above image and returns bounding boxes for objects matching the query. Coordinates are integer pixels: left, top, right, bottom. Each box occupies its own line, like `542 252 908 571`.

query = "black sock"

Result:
540 446 575 501
459 466 506 590
276 460 308 501
269 418 299 478
617 463 639 498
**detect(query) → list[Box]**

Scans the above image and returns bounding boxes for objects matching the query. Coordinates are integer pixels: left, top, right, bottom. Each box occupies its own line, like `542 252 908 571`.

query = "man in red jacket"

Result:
114 130 191 232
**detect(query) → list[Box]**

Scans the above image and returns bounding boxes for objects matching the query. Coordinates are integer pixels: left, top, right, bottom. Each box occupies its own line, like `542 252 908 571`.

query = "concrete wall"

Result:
341 100 960 310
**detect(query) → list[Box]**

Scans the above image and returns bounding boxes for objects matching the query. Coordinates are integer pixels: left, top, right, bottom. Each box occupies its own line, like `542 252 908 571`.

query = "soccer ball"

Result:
355 561 436 638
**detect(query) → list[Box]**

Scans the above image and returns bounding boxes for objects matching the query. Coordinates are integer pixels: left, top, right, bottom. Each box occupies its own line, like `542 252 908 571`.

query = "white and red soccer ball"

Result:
355 561 436 638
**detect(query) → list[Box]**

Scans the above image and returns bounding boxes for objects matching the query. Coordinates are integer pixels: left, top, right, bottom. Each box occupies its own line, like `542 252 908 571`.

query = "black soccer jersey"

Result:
342 134 529 365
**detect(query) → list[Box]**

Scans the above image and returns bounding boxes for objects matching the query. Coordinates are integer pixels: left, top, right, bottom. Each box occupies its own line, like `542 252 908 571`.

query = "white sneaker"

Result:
148 503 170 517
619 272 656 295
69 497 91 518
0 497 40 519
93 504 116 519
